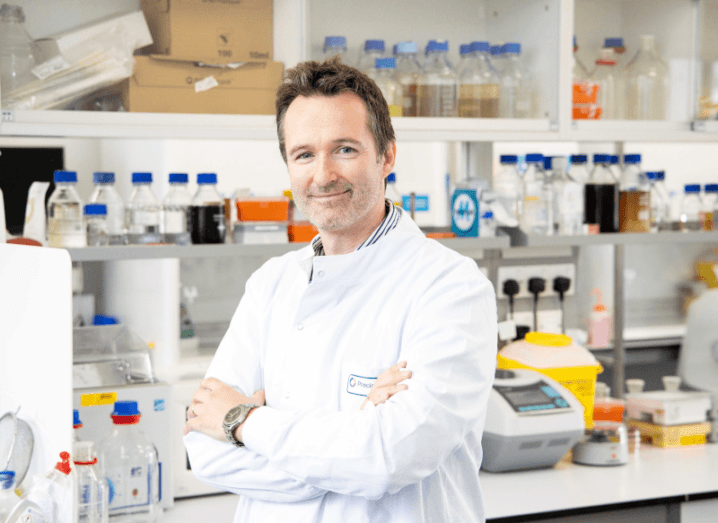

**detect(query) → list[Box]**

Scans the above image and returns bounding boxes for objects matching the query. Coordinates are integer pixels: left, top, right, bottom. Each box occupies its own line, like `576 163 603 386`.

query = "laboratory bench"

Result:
162 443 718 523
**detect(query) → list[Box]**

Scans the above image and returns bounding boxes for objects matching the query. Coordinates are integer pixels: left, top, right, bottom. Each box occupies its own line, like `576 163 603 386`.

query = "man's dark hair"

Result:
275 55 395 164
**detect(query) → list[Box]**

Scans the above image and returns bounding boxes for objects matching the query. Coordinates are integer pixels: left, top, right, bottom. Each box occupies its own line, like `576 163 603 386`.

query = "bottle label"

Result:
48 218 86 248
17 505 49 523
131 209 159 227
388 104 403 117
106 463 159 510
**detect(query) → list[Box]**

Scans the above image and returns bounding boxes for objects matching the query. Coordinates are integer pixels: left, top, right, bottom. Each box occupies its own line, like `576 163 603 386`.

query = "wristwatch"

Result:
222 403 260 447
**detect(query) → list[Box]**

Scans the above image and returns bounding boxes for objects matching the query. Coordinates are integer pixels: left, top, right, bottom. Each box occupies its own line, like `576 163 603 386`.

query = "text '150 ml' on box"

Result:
140 0 272 63
121 56 283 114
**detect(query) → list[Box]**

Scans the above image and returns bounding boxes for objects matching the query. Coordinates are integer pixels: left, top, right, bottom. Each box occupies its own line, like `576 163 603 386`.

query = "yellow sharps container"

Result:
498 332 604 428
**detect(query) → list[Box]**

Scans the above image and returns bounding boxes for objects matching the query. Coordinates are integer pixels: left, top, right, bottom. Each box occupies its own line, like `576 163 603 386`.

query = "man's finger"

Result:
200 377 220 390
183 417 198 436
192 387 210 404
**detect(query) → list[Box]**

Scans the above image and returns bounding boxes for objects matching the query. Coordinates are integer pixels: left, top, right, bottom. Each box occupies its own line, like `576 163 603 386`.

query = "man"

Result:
183 56 497 522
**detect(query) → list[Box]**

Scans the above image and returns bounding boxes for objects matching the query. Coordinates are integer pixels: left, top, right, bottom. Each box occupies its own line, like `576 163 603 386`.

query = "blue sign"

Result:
401 195 430 212
451 189 479 237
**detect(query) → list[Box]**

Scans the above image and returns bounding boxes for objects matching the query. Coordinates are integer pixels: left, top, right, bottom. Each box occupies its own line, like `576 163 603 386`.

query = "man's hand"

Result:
361 361 412 410
183 377 266 440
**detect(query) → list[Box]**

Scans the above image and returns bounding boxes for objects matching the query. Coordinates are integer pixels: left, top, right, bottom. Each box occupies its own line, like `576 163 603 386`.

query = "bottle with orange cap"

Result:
97 401 159 522
588 288 612 348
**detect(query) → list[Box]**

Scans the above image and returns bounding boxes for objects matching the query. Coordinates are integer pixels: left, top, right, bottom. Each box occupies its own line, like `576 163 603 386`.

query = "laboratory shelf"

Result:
506 229 718 248
567 120 718 143
391 117 556 142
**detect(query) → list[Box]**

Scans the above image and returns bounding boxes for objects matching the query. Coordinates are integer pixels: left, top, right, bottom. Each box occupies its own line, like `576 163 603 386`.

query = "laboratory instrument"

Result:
626 390 712 426
645 171 670 232
572 421 628 466
126 172 162 244
520 153 549 235
47 170 86 248
88 172 125 245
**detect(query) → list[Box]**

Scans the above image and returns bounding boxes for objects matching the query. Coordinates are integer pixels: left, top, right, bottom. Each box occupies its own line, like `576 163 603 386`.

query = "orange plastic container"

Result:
572 82 599 104
288 222 318 242
236 197 289 222
592 398 626 422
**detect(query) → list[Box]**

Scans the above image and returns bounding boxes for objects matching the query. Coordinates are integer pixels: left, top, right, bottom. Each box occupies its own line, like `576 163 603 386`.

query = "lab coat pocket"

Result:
339 362 384 412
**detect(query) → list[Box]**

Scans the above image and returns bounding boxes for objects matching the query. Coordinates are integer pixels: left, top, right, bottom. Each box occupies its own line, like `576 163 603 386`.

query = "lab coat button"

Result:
317 270 324 277
297 323 304 330
284 392 291 399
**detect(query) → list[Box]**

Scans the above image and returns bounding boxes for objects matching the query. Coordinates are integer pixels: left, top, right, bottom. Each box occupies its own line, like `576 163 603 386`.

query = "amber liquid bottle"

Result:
618 154 650 232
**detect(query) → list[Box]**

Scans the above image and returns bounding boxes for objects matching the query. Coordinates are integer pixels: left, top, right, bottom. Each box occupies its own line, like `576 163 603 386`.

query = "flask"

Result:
619 154 650 232
569 155 590 184
494 155 521 224
98 401 159 522
520 153 549 235
645 171 670 232
370 57 402 116
395 42 421 117
417 40 457 117
479 211 496 237
500 43 532 118
701 184 718 231
84 204 109 247
74 441 109 523
0 4 36 97
48 170 87 248
73 409 83 442
357 39 385 74
323 36 347 61
386 173 402 208
552 156 584 236
191 173 226 244
625 35 668 120
679 184 702 232
0 470 18 521
584 154 618 234
126 172 162 244
88 172 125 245
163 173 192 245
473 41 500 117
594 48 619 119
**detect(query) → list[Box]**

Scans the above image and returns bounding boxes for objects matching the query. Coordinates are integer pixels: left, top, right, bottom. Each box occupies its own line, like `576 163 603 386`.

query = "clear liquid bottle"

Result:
323 36 347 61
163 173 192 245
619 154 650 232
473 41 500 117
609 154 622 181
585 154 619 234
126 172 162 244
48 170 87 248
395 42 421 117
456 44 473 78
0 4 36 97
480 210 496 237
490 45 504 76
541 156 556 236
458 43 480 117
701 184 718 231
88 172 125 245
569 155 590 184
417 40 457 117
386 172 402 208
520 153 549 235
625 35 668 120
500 43 532 118
73 441 109 523
645 171 670 233
191 173 226 244
594 48 619 119
680 184 702 232
98 401 159 523
370 57 402 116
84 204 108 247
494 155 521 224
357 39 385 74
551 155 584 236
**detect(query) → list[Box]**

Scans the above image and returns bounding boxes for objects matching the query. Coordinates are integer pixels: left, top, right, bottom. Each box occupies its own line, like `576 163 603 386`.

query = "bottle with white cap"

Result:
48 170 87 248
163 173 192 245
370 57 402 116
679 184 702 232
191 173 226 244
126 172 162 244
88 172 125 245
395 42 422 117
357 39 385 74
73 441 108 523
417 40 457 117
323 36 347 61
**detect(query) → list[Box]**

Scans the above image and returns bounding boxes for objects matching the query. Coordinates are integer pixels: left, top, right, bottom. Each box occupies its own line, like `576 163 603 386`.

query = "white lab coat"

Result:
184 212 498 522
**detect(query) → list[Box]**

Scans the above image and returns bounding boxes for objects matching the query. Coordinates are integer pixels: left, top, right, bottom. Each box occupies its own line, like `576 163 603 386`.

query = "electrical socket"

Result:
511 310 563 333
498 264 576 300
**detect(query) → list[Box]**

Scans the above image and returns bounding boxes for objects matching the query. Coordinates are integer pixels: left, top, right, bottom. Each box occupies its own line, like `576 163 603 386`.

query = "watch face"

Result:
224 404 246 425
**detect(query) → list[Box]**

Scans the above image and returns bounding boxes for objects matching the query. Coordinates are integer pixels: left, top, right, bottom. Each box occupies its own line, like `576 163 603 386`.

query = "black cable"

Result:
528 277 545 332
553 276 571 334
502 279 520 319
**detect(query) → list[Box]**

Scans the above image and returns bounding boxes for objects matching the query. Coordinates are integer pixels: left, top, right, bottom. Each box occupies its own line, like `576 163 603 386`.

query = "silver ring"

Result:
191 405 196 416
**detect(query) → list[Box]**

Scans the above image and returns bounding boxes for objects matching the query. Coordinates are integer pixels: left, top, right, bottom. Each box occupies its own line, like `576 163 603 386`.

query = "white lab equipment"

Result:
481 368 585 472
678 288 718 394
625 390 711 426
572 421 628 466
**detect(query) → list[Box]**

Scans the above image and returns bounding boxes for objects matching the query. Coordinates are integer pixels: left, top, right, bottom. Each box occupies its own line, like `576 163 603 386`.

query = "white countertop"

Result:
162 443 718 522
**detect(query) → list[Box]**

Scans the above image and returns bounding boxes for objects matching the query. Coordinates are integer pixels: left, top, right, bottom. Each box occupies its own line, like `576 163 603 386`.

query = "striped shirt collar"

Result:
311 199 402 257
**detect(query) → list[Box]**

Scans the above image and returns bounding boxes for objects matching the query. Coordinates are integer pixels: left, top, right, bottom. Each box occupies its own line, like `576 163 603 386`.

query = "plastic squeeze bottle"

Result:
587 289 612 347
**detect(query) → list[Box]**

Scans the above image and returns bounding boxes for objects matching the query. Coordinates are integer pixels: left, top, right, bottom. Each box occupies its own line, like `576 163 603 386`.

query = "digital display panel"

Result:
494 380 571 413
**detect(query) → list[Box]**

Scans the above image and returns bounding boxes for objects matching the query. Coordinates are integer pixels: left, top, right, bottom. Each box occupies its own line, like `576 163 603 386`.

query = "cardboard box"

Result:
141 0 272 63
122 56 282 114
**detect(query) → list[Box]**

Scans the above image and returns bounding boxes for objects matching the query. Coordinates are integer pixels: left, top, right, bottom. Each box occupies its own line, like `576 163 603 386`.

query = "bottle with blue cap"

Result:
163 173 192 245
88 172 125 245
701 183 718 231
456 44 473 78
619 154 650 232
474 41 500 117
395 42 421 117
680 184 702 232
489 44 504 75
459 41 499 118
191 173 226 244
480 210 496 237
494 155 521 224
645 171 670 232
369 57 402 116
500 42 533 118
585 154 618 234
385 173 402 208
550 156 584 236
126 172 162 244
520 153 549 235
357 39 385 74
417 40 457 117
323 36 347 61
569 155 590 184
47 170 87 248
98 401 159 522
603 37 626 68
84 204 108 247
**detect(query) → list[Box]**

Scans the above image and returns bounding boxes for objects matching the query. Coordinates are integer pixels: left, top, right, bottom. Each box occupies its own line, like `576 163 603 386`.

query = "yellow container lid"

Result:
525 332 572 347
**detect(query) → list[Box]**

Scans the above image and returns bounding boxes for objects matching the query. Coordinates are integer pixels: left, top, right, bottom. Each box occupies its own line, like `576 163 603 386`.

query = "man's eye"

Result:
296 152 312 160
339 146 356 153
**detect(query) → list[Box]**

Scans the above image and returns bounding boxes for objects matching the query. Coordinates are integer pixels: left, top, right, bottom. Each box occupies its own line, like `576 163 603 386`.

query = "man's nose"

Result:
313 154 339 187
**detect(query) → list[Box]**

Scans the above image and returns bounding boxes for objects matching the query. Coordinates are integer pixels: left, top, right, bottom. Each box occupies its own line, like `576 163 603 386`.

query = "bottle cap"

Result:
55 452 71 475
470 41 490 53
525 153 543 163
490 45 502 56
705 184 718 193
684 184 701 193
111 400 141 424
591 288 607 312
644 171 658 180
481 211 494 219
573 36 577 48
323 36 347 51
624 154 641 164
604 37 624 48
364 39 385 52
543 156 553 171
655 170 665 181
72 441 97 466
395 41 417 54
197 173 218 184
426 40 449 53
610 155 619 164
93 172 115 184
459 44 472 55
500 155 518 164
169 172 189 184
0 470 15 490
375 57 396 69
73 409 82 429
132 172 152 183
592 154 610 163
387 172 396 183
54 170 77 183
93 314 118 325
502 42 521 54
84 203 107 216
570 154 587 163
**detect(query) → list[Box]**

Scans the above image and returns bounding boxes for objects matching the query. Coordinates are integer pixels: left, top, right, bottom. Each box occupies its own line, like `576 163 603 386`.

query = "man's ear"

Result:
382 141 397 178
